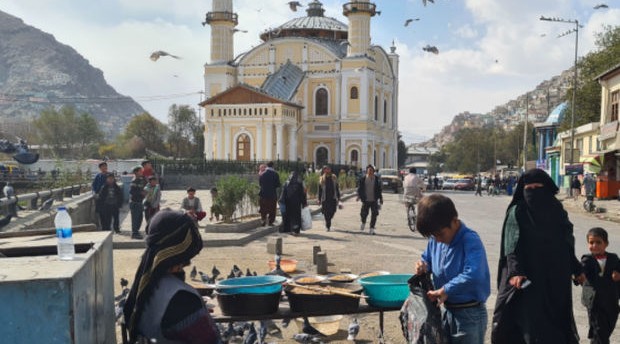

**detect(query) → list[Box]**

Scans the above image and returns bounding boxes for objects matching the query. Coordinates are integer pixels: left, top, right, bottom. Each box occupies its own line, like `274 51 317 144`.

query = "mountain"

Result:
422 68 574 148
0 10 145 138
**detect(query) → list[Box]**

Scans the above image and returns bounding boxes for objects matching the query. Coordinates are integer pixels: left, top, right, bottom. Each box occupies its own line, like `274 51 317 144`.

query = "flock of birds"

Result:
148 1 612 66
113 258 363 343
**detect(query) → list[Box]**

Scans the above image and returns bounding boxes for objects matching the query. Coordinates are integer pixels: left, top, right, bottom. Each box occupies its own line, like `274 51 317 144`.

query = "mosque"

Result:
200 0 400 169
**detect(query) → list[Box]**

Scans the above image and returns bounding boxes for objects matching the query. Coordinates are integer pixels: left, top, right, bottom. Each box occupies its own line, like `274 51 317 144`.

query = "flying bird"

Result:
422 0 435 6
232 28 249 33
404 18 420 27
3 183 14 197
150 50 181 61
288 1 303 12
594 4 608 9
540 33 547 37
347 318 359 341
422 45 439 55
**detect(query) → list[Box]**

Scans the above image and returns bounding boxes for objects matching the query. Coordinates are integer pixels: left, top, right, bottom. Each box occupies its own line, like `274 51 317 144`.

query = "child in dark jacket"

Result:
581 227 620 344
97 173 124 233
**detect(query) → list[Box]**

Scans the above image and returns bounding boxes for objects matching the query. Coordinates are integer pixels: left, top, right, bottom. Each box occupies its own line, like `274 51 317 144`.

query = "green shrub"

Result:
214 176 254 223
304 172 320 198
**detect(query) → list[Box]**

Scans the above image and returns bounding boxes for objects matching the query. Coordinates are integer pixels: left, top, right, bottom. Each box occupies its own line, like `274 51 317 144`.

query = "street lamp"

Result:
540 15 580 165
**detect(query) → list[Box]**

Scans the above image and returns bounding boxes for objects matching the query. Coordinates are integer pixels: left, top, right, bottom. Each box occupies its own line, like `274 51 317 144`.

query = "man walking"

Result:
129 166 146 239
357 165 383 235
259 161 281 226
92 162 109 228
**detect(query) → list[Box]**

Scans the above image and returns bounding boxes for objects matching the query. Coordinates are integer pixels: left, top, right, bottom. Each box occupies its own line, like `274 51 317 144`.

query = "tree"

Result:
397 133 408 168
562 25 620 131
122 112 168 156
167 104 201 158
33 105 103 158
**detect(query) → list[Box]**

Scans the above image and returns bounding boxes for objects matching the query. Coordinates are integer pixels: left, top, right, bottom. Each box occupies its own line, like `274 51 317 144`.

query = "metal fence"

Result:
150 158 357 176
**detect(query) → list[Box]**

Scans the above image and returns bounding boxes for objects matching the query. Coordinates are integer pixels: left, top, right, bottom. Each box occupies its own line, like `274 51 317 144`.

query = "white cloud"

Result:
454 24 478 39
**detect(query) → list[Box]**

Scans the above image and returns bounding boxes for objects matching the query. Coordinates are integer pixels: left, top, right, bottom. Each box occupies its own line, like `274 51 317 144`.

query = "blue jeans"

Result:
129 201 143 234
443 303 487 344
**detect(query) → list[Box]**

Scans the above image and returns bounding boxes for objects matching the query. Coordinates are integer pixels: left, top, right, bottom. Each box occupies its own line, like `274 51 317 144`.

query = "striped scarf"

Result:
123 210 203 343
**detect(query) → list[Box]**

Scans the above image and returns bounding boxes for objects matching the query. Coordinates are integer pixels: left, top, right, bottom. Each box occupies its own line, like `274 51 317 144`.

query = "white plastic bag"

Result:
301 207 312 230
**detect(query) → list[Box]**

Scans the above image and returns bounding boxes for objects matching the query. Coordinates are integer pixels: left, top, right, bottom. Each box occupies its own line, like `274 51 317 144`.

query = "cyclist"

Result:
403 168 424 230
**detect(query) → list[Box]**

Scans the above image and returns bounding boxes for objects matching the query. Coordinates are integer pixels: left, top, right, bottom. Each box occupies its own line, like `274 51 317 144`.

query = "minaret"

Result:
205 0 237 64
343 0 377 57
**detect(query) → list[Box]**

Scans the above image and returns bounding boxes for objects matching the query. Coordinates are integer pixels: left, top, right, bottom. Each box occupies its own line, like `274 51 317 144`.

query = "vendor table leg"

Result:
379 310 384 334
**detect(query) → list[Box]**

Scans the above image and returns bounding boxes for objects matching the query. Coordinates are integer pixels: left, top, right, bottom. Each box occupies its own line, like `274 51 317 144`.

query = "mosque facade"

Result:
200 0 400 169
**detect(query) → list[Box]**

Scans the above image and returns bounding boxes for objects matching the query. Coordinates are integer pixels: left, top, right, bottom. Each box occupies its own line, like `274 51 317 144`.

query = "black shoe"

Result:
269 222 275 226
131 233 143 240
261 221 266 227
114 229 121 234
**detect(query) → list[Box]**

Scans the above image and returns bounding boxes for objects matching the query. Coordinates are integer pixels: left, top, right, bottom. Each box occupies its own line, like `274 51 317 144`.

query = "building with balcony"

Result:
596 64 620 198
200 0 399 169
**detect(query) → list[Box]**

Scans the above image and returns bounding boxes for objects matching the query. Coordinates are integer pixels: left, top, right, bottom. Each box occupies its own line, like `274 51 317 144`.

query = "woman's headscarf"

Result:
509 168 562 221
123 210 203 342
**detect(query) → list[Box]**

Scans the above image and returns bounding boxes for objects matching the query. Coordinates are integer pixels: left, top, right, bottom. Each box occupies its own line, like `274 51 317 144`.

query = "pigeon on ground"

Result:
260 319 282 337
243 322 257 344
422 45 439 55
302 317 325 337
266 254 291 278
404 18 419 27
221 323 235 342
114 288 129 302
0 215 13 228
246 268 253 277
212 265 221 279
288 1 303 12
120 278 129 287
292 333 322 343
150 50 181 61
190 266 197 281
234 322 246 338
227 270 236 279
594 4 609 9
233 265 243 277
281 318 291 328
253 271 258 276
39 198 54 211
199 271 211 283
347 318 359 341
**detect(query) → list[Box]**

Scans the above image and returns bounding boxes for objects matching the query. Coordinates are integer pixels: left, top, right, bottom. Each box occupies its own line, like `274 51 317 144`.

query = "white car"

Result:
442 179 458 190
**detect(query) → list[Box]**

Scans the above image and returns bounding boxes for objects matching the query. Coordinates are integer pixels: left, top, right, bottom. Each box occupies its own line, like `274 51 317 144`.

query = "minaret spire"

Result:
204 0 237 64
343 0 377 57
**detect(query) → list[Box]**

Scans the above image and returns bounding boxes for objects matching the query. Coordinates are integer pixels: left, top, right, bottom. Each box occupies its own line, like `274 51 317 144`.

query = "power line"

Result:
0 91 203 104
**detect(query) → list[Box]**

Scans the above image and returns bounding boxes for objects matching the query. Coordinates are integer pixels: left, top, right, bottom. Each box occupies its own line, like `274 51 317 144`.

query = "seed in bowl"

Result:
329 274 354 282
296 277 321 284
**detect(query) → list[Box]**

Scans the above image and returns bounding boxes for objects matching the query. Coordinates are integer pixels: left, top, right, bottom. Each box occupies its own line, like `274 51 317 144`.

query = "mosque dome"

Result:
260 1 348 42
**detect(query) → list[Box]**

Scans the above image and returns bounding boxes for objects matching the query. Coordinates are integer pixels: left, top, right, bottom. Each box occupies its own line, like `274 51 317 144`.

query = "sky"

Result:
1 0 619 144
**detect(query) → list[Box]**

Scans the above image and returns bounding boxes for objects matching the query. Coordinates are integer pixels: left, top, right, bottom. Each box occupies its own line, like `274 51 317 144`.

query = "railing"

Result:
150 158 309 175
342 2 377 16
0 184 91 215
205 11 238 25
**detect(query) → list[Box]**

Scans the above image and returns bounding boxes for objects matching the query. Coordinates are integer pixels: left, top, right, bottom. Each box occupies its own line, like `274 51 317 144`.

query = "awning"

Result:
579 155 603 174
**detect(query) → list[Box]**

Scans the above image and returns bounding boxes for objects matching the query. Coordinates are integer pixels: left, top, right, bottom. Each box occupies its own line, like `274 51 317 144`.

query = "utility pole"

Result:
540 15 580 165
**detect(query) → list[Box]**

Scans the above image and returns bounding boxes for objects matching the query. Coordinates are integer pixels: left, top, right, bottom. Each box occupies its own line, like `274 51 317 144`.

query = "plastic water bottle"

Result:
55 206 75 260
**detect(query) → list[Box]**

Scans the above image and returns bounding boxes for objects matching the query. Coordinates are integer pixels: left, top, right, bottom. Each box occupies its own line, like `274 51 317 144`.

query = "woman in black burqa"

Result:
492 169 585 343
279 170 307 235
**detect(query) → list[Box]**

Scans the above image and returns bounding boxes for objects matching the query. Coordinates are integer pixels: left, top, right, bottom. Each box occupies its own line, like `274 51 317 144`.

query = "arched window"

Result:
236 134 251 161
316 147 328 167
383 100 388 123
350 150 359 166
315 88 328 116
350 86 358 99
374 96 378 121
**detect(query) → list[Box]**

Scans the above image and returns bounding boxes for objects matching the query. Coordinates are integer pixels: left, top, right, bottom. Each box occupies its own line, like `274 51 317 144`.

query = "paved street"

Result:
113 189 620 343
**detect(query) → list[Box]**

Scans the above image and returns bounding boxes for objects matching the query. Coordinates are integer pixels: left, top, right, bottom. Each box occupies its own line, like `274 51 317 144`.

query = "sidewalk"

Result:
560 194 620 224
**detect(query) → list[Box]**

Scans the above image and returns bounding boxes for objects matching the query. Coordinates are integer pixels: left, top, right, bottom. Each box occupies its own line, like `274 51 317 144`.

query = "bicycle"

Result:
405 196 418 232
583 194 595 213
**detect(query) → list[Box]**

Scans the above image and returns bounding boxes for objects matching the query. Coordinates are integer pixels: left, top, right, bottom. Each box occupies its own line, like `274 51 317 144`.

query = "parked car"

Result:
441 179 458 190
454 178 475 191
378 168 403 193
